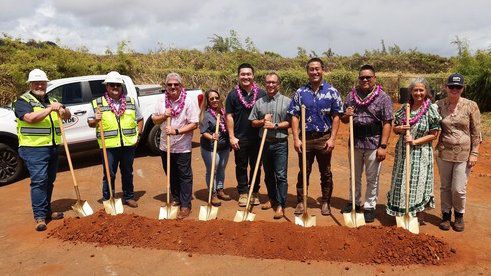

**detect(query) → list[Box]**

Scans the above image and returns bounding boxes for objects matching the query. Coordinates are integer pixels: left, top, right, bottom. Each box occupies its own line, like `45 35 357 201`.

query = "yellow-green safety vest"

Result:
92 96 138 148
15 92 61 147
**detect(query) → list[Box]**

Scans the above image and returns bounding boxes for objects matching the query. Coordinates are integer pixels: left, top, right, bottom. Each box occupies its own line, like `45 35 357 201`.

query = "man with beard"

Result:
88 71 143 209
14 69 71 231
152 72 199 219
225 63 266 207
340 64 393 223
287 58 344 216
249 72 291 219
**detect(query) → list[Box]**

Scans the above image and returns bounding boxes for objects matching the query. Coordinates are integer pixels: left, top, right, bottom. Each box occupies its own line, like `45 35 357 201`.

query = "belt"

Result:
353 124 382 138
265 137 288 143
304 131 330 140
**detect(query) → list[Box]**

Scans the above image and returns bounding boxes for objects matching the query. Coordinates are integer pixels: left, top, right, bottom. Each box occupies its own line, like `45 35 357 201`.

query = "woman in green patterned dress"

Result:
387 78 441 222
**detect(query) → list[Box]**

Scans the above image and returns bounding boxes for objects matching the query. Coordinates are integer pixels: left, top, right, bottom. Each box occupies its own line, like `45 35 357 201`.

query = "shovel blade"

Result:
103 198 124 215
295 213 316 227
198 205 219 221
158 205 179 220
396 214 420 234
233 210 255 222
343 211 366 228
71 200 94 217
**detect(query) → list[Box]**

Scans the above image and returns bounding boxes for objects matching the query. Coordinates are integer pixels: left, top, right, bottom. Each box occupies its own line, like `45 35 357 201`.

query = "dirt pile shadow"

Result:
48 210 456 266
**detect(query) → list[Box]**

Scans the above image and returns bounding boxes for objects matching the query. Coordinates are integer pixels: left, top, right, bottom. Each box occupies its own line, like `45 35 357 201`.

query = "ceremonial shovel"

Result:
98 109 124 215
198 114 221 221
57 115 93 217
343 115 365 228
395 103 419 234
233 128 268 222
159 117 179 219
295 105 316 227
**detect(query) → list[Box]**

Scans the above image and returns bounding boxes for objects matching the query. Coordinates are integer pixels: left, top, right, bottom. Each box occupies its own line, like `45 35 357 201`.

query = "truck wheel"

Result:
147 125 163 155
0 143 23 184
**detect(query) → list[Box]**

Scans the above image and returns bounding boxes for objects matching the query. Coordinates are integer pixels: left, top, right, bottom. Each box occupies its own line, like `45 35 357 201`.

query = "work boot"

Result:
261 200 272 210
364 208 376 223
251 193 260 206
211 195 221 207
439 212 451 231
321 202 331 216
341 203 362 214
217 189 231 201
294 202 304 215
453 212 465 232
238 194 248 207
48 212 64 220
177 207 191 219
124 199 138 208
274 206 284 220
35 219 47 232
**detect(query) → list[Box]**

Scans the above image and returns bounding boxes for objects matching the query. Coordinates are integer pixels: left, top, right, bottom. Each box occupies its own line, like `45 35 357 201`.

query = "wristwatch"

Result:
175 129 179 135
379 144 387 149
274 123 279 129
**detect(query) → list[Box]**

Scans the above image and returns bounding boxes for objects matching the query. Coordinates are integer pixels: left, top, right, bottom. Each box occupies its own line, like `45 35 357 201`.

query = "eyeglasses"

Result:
448 85 463 90
108 83 122 88
358 76 374 81
166 83 180 87
265 81 278 85
208 96 219 101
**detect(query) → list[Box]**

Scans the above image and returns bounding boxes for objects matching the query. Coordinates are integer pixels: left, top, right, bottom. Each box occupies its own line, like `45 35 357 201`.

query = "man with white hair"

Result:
88 71 143 208
13 68 71 231
152 72 199 219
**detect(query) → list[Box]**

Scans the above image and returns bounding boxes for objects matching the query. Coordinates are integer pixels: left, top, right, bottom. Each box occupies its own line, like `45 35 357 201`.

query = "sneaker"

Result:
273 206 284 220
238 194 248 207
48 212 64 220
294 202 304 215
177 207 191 219
439 212 451 231
217 189 231 201
321 202 331 216
251 193 260 206
35 219 47 232
261 200 272 210
211 195 221 207
341 203 362 214
124 199 138 208
364 208 376 223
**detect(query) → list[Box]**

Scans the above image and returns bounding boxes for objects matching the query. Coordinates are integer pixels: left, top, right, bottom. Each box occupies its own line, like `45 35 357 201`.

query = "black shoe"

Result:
364 208 375 223
341 203 362 214
439 212 451 231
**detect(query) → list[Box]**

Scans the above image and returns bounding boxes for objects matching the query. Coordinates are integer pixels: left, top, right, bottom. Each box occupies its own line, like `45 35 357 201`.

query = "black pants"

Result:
234 139 261 195
296 148 333 203
161 152 193 208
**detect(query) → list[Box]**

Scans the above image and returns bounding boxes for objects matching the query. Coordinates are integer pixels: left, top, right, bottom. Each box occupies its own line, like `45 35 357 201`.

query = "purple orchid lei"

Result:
235 83 259 109
208 107 227 133
104 92 127 117
165 88 187 117
351 84 381 107
402 99 431 126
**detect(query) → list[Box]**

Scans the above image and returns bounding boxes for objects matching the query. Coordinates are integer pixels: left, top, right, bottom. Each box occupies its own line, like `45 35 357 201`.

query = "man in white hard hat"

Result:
13 68 71 231
88 71 143 208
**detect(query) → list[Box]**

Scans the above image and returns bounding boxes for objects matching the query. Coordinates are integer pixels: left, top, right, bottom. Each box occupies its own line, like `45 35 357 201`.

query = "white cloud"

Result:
0 0 489 57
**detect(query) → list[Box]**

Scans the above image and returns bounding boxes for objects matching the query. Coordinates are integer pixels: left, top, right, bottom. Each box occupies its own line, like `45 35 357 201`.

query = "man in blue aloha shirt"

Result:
287 57 344 216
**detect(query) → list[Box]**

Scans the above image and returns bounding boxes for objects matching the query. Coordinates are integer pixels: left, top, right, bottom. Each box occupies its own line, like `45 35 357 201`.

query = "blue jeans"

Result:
19 146 59 220
102 146 135 201
200 147 230 192
263 141 288 207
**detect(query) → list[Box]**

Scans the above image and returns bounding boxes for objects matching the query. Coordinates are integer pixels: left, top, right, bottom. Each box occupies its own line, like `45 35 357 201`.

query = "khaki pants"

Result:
436 157 470 213
348 148 381 209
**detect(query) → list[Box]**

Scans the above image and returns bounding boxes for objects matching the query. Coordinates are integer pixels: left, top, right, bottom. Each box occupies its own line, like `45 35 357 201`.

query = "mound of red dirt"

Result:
49 210 455 266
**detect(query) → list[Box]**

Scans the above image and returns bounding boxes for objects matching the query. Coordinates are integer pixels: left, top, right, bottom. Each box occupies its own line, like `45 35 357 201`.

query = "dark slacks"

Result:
234 139 261 195
161 152 193 208
101 146 136 201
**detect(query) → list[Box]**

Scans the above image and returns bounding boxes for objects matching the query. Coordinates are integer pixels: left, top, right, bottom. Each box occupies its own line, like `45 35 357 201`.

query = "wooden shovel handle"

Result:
207 114 221 204
166 117 171 205
301 105 308 210
349 115 356 212
57 114 82 201
405 103 411 214
98 107 114 199
244 128 268 211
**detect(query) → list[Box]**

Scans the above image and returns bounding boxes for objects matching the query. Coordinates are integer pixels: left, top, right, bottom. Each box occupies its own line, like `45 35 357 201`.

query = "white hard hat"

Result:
102 71 124 84
26 69 49 83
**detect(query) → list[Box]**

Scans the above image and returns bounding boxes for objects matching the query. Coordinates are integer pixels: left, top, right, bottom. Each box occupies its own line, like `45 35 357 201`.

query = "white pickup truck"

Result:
0 75 202 184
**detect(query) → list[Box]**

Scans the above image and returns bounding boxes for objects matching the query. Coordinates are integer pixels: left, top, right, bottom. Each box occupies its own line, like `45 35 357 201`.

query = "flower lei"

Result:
235 83 259 109
351 84 381 107
402 98 431 126
165 89 186 117
104 92 126 117
208 108 227 133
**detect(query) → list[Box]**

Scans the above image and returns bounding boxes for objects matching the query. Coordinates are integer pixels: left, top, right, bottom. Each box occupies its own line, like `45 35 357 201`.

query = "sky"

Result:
1 0 489 57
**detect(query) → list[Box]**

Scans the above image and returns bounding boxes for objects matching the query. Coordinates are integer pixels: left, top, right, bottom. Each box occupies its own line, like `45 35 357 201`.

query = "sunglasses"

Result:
108 83 122 88
448 85 463 90
166 83 181 87
208 96 219 101
358 76 374 81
